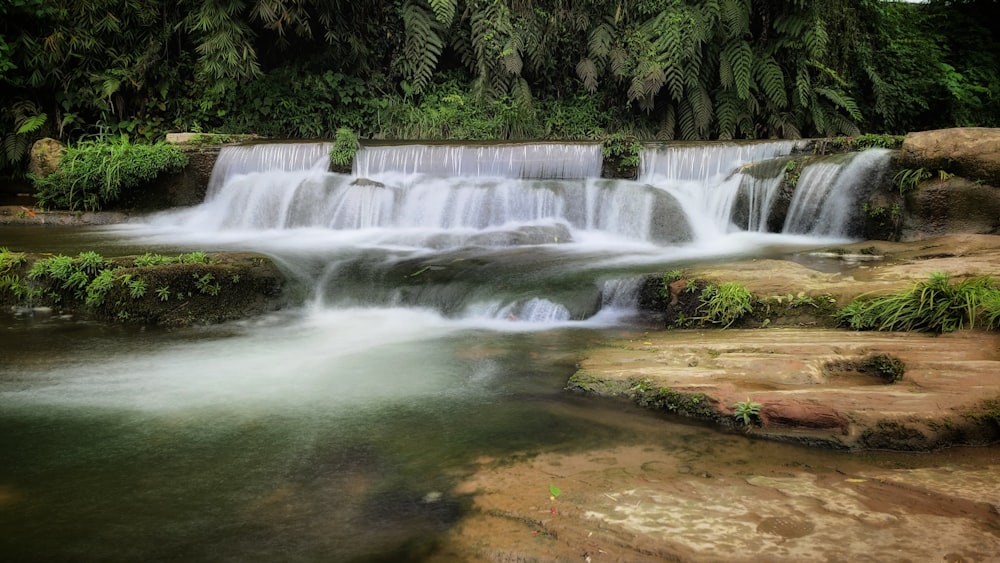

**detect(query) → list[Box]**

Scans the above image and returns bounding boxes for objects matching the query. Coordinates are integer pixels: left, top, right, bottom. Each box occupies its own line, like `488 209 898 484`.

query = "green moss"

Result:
861 353 906 383
566 372 629 395
629 380 719 420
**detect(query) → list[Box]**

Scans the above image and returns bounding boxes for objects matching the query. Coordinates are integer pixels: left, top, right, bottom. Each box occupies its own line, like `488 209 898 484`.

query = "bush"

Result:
836 272 1000 333
32 135 188 211
330 128 358 171
699 282 755 328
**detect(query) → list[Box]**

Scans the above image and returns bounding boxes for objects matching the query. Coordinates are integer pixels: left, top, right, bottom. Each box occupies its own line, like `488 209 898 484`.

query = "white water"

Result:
638 141 803 240
353 143 602 179
135 141 890 326
783 148 894 237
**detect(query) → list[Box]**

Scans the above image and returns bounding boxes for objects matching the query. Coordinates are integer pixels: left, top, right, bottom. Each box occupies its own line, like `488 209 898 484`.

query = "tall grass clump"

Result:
699 282 755 328
32 135 188 211
836 272 1000 333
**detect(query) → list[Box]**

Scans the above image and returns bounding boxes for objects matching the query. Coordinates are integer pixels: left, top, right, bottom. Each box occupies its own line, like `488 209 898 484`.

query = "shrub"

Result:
330 127 358 170
836 272 1000 333
32 135 188 211
699 282 755 328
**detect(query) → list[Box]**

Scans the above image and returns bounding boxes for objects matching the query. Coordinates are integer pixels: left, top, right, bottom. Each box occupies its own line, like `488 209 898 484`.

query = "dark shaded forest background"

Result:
2 0 998 177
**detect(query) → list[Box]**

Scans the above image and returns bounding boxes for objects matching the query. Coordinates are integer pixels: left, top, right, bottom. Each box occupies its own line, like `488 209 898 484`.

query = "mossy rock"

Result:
2 252 285 326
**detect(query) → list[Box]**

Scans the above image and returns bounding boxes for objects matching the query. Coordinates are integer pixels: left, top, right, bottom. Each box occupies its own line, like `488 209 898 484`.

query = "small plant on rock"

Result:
733 398 762 429
699 282 754 328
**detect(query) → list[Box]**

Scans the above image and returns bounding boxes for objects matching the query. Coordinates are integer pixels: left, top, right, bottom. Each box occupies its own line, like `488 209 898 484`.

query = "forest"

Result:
1 0 998 178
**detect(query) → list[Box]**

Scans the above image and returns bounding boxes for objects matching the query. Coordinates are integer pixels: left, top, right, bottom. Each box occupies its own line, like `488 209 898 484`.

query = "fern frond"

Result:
810 92 829 136
402 0 445 93
719 49 734 89
609 46 629 78
512 77 533 111
715 90 741 140
502 34 524 75
753 56 787 109
773 13 808 38
815 87 862 121
15 113 48 135
767 112 802 139
803 16 828 60
689 83 713 135
677 99 698 140
657 103 677 141
830 112 861 137
427 0 458 26
795 65 811 108
723 40 752 99
576 58 599 92
720 0 750 39
588 20 614 62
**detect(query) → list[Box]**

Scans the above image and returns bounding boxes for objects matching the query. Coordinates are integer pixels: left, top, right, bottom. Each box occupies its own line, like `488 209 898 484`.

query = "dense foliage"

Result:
836 273 1000 333
32 136 188 210
2 0 998 177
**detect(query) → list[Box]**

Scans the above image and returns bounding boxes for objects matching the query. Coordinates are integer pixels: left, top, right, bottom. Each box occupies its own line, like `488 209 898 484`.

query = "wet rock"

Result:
350 178 386 189
759 400 849 432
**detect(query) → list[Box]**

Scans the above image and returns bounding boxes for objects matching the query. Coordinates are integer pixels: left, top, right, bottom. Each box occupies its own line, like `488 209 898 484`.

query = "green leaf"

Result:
16 113 47 135
548 484 561 498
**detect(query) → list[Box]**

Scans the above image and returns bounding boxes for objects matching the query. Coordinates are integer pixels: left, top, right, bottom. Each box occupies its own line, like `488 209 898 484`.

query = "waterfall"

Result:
206 143 331 199
353 143 603 179
638 141 804 239
783 148 893 237
146 140 890 326
180 144 693 244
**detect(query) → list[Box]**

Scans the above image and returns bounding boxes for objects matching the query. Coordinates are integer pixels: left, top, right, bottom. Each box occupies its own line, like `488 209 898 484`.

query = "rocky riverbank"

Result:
570 234 1000 451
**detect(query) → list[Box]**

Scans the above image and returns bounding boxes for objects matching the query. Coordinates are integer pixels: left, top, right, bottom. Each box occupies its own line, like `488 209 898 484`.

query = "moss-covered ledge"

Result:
1 250 284 326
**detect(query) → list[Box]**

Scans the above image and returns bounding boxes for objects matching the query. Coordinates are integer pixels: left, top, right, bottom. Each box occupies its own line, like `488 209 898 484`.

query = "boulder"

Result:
900 127 1000 186
29 138 65 178
900 176 1000 240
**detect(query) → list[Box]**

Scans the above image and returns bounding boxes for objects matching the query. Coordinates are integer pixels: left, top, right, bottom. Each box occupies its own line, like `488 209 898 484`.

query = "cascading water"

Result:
353 143 602 179
205 142 332 199
783 148 894 237
638 140 804 239
144 140 889 326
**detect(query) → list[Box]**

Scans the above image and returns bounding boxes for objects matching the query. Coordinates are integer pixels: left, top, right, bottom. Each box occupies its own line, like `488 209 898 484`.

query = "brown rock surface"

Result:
574 234 1000 450
900 127 1000 186
901 176 1000 239
28 137 64 178
434 407 1000 562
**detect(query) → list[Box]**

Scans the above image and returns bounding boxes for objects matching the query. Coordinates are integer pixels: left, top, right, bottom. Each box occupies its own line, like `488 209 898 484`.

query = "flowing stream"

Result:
4 141 981 562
